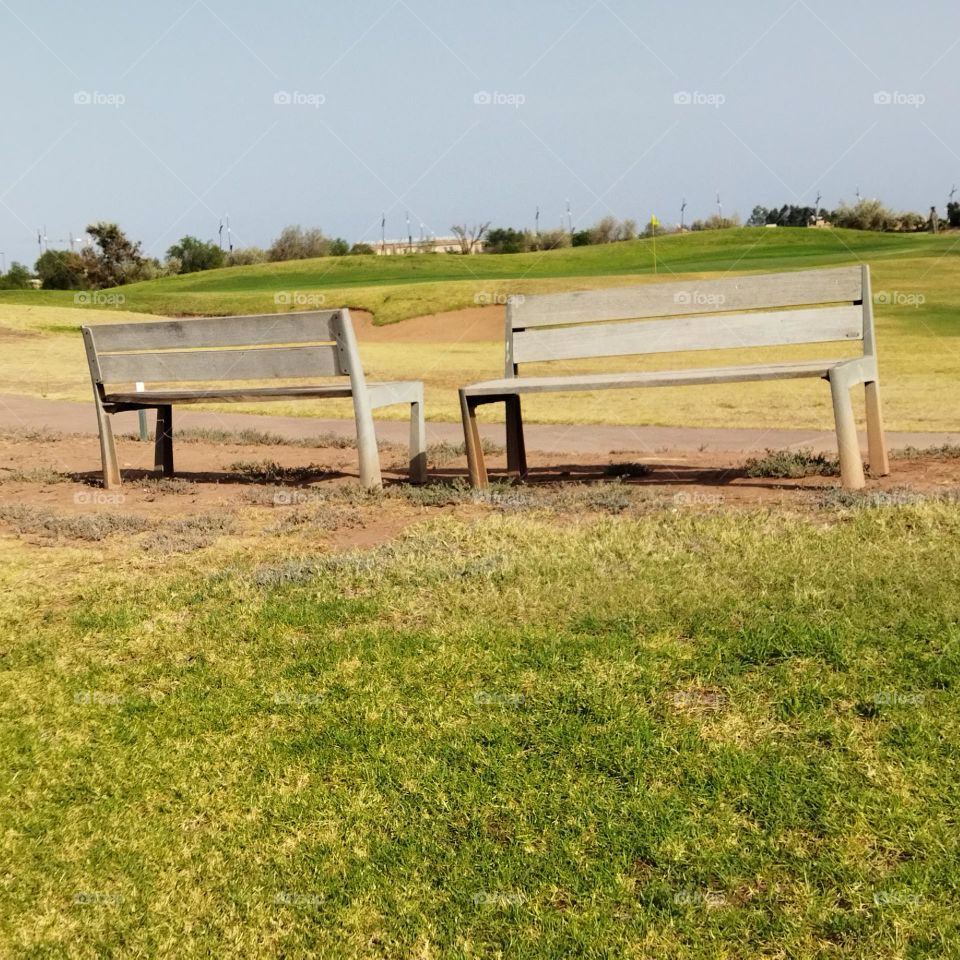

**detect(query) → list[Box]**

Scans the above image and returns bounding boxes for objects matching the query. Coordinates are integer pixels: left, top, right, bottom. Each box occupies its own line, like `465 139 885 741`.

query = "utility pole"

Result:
381 212 386 254
566 199 573 234
226 215 233 252
218 219 224 250
716 192 722 220
535 205 540 239
406 212 412 252
680 198 687 231
855 185 862 202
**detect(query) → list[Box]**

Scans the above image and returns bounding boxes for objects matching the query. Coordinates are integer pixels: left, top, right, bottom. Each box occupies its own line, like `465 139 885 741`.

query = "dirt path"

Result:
1 393 957 458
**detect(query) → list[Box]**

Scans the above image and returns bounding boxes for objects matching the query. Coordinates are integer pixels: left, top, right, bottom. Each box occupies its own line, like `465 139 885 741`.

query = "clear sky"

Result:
1 0 957 268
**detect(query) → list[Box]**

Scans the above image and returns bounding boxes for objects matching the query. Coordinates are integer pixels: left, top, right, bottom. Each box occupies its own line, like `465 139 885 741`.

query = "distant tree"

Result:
571 229 594 246
35 250 88 289
831 199 896 232
329 238 350 256
947 202 960 228
538 228 570 250
450 222 490 254
690 213 741 231
591 216 619 244
0 261 33 289
83 221 147 287
897 211 927 233
166 236 225 274
747 205 770 227
485 227 528 254
618 218 638 241
225 246 267 267
268 225 332 261
350 243 375 255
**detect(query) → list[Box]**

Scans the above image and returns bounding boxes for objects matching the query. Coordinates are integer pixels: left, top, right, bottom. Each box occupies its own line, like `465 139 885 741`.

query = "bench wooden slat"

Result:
102 384 357 405
98 344 342 384
88 310 338 352
509 267 863 329
512 305 863 364
463 359 845 396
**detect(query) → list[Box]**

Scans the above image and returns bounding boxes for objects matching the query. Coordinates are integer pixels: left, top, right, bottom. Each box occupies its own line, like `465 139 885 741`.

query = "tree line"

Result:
2 199 959 290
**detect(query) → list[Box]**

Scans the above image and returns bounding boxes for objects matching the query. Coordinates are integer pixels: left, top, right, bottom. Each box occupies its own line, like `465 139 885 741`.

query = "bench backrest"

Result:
504 265 874 375
82 308 365 390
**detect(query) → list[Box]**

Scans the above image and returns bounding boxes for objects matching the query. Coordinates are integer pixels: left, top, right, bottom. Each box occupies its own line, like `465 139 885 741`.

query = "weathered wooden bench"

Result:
82 308 427 489
459 265 889 490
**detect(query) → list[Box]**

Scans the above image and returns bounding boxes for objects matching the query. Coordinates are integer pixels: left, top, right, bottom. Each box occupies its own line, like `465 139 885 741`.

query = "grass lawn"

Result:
1 494 958 957
0 228 957 431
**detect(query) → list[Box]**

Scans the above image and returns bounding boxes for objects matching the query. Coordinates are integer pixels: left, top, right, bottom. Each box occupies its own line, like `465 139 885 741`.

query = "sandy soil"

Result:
1 430 957 557
351 307 503 343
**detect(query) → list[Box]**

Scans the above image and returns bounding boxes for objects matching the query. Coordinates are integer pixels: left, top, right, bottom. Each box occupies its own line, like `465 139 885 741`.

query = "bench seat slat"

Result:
513 305 863 364
97 345 342 384
88 311 338 352
463 359 850 396
510 266 863 328
102 381 413 406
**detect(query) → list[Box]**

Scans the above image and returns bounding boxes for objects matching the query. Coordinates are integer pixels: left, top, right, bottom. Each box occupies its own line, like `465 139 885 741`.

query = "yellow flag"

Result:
650 214 659 227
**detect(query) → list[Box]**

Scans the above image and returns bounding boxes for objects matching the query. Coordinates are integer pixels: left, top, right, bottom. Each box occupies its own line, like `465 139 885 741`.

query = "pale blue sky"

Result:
1 0 957 268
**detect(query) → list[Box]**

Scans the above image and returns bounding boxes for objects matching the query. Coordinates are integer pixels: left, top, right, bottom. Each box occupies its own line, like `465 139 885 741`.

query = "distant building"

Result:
374 236 485 255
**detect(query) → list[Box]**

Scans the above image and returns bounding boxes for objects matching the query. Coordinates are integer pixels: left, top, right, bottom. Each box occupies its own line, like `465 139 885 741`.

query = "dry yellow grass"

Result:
1 279 956 433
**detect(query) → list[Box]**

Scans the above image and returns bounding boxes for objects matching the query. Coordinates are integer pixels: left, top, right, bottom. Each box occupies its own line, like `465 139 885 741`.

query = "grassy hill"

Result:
3 228 959 325
1 228 957 431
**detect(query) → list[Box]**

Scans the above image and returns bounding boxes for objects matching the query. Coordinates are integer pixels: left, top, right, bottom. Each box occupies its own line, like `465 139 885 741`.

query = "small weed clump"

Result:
744 448 840 479
0 505 151 541
141 513 236 554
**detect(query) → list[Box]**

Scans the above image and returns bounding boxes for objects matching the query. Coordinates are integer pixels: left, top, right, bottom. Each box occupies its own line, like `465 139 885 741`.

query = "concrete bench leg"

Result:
864 380 890 476
460 391 488 489
93 396 121 490
829 374 865 490
154 405 174 477
409 397 427 483
505 395 527 478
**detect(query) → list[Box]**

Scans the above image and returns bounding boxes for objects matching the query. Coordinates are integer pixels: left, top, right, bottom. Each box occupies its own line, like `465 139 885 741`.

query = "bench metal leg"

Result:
409 398 427 484
154 405 174 477
460 391 488 489
93 396 121 490
829 374 865 490
864 380 890 476
505 395 527 478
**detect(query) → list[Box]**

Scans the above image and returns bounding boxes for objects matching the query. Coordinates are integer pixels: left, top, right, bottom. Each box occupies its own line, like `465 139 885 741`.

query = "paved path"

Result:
1 394 957 456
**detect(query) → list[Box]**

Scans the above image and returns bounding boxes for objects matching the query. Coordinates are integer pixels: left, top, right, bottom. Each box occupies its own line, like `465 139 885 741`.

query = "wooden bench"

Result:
81 308 427 490
459 265 889 490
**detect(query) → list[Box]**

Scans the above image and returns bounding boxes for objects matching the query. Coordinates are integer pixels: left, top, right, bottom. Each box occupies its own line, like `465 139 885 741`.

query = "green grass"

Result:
1 503 959 956
3 227 959 323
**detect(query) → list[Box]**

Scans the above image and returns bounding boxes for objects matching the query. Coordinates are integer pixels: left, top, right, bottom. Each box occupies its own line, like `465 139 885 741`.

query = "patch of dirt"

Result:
351 307 502 343
0 430 958 554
